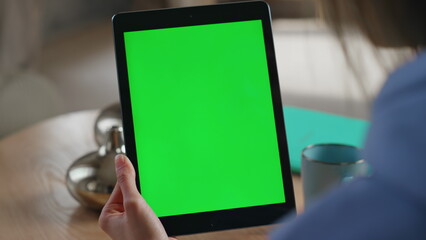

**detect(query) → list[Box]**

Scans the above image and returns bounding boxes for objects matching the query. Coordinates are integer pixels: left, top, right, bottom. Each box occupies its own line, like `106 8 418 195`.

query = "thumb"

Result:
114 154 140 202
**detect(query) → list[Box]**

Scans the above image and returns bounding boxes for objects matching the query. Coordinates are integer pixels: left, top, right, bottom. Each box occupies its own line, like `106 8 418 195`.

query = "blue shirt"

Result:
270 52 426 239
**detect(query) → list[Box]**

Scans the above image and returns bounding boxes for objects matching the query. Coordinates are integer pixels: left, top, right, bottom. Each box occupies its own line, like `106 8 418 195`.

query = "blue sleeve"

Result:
270 176 426 240
270 52 426 240
365 53 426 202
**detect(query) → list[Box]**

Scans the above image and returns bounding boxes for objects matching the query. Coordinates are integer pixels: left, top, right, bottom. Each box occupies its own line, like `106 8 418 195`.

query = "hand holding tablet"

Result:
111 1 295 236
100 155 176 240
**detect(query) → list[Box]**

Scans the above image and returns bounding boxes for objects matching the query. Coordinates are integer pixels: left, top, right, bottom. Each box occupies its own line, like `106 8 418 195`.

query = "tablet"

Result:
113 1 295 236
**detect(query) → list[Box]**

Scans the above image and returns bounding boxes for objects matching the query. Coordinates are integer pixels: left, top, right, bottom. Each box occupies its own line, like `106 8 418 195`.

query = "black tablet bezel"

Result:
113 1 295 236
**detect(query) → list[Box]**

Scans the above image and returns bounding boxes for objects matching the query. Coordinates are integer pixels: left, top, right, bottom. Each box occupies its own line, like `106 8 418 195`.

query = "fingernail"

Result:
115 154 125 168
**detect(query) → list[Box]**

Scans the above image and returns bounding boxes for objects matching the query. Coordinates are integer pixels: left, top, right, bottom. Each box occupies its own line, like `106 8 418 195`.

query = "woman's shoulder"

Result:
374 51 426 113
366 51 426 203
389 52 426 84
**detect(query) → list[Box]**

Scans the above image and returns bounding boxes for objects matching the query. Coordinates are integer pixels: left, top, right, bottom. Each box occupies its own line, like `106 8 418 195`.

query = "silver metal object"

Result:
66 126 125 210
94 103 122 146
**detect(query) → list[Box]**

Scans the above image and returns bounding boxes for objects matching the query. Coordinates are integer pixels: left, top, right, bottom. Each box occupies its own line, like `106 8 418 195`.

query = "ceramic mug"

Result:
301 144 370 207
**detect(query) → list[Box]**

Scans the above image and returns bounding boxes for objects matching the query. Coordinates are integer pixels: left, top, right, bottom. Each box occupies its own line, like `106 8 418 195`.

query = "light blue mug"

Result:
301 144 370 207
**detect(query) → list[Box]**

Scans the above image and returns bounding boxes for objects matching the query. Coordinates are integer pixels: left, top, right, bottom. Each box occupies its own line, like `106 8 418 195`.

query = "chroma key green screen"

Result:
123 20 286 217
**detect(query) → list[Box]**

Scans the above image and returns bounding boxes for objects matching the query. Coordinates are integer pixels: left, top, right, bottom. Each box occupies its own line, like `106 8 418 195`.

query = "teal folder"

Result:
283 107 370 173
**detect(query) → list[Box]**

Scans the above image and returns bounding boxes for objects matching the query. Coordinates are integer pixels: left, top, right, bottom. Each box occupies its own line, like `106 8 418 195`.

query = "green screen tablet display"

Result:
124 20 286 217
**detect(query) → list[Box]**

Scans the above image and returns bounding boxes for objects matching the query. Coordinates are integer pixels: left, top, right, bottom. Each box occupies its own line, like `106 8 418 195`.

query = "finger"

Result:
99 184 123 231
99 209 122 236
105 181 123 206
100 184 124 219
115 154 140 202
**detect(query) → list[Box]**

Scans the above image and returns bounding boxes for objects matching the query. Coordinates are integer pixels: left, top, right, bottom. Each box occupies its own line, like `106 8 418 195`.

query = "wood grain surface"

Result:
0 110 303 240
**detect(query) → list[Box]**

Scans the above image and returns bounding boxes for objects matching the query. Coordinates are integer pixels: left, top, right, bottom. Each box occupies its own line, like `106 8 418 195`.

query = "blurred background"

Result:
0 0 386 138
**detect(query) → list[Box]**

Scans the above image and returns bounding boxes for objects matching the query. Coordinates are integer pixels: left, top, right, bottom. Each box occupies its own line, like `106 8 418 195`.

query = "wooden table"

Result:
0 110 303 240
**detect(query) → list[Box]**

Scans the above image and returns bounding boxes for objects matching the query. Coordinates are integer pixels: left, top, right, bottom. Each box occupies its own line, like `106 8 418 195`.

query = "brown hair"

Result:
318 0 426 49
314 0 426 107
